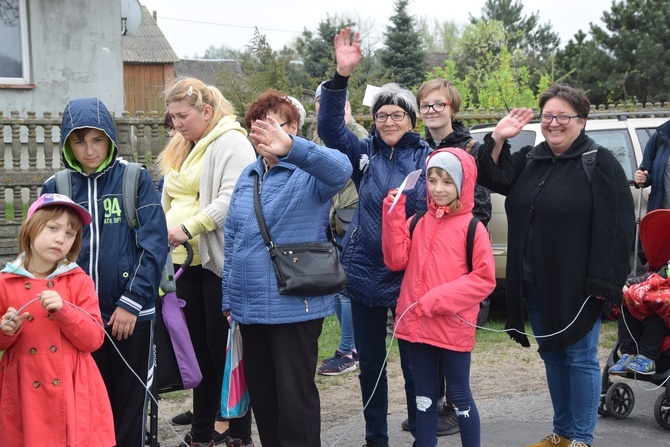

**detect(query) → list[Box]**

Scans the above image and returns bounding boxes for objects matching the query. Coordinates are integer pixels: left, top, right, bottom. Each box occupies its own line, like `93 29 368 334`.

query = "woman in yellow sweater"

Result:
158 77 257 447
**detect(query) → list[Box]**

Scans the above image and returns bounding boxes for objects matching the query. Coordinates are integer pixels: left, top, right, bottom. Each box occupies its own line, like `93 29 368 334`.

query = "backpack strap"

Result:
527 142 598 185
466 217 479 272
54 170 71 197
409 212 478 272
408 210 427 239
122 162 142 229
581 141 598 185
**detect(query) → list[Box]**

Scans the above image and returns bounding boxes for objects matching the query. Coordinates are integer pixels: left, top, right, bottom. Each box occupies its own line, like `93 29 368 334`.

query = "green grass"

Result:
474 317 619 349
318 316 619 359
317 315 400 362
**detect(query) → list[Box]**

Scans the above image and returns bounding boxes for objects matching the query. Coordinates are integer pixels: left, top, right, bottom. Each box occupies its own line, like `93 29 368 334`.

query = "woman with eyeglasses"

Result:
476 84 635 447
416 79 491 227
317 27 432 447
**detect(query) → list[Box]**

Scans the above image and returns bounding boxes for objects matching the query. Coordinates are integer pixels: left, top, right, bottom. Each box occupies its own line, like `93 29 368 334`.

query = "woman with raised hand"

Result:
317 27 433 447
476 84 635 447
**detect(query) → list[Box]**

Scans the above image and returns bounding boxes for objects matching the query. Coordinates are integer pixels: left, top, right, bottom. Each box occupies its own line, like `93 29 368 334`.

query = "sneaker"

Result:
437 403 460 436
352 349 359 362
362 442 387 447
567 442 590 447
224 437 254 447
172 410 193 425
318 353 357 376
321 349 346 365
525 433 571 447
626 354 656 375
609 353 635 375
183 432 215 447
401 417 409 431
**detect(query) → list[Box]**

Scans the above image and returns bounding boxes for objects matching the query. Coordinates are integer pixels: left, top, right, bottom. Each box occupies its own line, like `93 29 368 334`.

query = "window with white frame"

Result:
0 0 30 85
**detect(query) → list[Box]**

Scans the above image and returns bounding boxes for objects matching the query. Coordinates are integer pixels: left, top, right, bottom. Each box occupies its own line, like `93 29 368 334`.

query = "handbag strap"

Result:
252 172 274 250
252 170 338 248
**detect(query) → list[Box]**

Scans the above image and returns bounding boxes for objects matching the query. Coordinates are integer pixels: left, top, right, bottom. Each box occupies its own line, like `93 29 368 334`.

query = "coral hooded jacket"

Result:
382 148 496 352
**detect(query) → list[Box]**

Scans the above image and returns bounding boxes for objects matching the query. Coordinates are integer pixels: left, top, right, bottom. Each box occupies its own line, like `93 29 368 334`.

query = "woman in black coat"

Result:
476 84 635 447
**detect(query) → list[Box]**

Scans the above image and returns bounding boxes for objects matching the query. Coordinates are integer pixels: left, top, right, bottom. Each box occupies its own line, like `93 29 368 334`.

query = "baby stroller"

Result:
599 209 670 429
147 242 202 447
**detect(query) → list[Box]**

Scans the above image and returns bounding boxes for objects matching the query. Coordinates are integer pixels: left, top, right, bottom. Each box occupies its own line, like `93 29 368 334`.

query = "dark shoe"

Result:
437 403 460 436
224 437 254 447
401 417 409 431
318 352 357 376
172 410 193 426
213 428 230 445
183 432 214 447
362 442 387 447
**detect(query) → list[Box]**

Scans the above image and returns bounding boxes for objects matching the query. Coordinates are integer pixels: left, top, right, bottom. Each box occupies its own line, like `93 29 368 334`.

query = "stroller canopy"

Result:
640 209 670 271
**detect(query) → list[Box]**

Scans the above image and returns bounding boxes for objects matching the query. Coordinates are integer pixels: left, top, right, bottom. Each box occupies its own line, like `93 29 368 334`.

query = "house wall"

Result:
2 1 124 115
123 63 174 115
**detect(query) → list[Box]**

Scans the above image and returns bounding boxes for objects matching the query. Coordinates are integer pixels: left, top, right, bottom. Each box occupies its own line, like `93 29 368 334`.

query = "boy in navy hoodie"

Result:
42 97 168 447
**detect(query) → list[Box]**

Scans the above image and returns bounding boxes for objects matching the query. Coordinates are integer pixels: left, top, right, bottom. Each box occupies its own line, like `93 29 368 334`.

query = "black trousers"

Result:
240 318 324 447
619 307 670 360
177 265 252 443
93 319 152 447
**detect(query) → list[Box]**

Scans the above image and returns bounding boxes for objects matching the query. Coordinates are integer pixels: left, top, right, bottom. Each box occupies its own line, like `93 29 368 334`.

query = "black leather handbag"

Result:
252 173 348 296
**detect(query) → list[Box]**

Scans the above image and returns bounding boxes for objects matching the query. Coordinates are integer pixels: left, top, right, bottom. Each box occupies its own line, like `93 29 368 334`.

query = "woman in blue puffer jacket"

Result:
317 27 433 447
222 91 352 447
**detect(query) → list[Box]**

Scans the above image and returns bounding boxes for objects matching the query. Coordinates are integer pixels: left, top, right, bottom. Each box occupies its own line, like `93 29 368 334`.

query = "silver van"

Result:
470 116 668 289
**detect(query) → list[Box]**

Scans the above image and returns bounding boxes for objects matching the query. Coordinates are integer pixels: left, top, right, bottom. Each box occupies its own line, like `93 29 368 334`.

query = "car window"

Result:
635 127 657 153
471 130 537 153
586 129 635 181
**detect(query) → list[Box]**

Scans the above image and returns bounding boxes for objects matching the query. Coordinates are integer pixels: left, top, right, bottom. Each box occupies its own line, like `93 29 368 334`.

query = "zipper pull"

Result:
304 299 309 312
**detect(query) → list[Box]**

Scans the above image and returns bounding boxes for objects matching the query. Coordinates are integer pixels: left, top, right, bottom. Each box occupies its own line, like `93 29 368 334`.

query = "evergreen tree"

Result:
553 31 612 105
378 0 427 89
469 0 559 90
295 15 351 84
587 0 670 104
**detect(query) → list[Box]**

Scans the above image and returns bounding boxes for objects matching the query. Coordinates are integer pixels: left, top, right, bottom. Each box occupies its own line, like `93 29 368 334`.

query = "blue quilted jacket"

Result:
222 136 352 324
318 85 432 307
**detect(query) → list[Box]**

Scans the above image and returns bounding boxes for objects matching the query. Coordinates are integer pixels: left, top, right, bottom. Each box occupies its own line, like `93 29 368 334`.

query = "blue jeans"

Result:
334 294 356 354
410 342 479 447
524 281 601 445
351 300 416 446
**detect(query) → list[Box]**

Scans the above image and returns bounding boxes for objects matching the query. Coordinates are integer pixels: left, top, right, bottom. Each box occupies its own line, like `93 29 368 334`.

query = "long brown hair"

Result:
18 207 84 270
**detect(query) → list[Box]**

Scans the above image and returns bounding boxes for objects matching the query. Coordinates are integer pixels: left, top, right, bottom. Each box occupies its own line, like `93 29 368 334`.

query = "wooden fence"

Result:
1 103 669 262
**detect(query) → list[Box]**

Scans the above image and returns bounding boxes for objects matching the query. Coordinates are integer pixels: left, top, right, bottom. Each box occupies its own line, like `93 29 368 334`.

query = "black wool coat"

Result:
477 131 635 351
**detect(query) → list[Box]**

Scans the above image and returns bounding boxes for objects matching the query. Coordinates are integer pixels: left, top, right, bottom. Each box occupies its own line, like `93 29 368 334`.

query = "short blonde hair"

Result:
157 77 237 174
416 79 462 116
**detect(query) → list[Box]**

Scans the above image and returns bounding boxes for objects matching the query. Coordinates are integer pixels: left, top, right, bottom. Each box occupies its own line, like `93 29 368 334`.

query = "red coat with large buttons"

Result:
0 265 114 446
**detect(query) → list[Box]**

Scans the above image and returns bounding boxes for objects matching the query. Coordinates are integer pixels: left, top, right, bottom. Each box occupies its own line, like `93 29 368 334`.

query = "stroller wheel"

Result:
598 394 609 417
654 393 670 429
605 382 635 419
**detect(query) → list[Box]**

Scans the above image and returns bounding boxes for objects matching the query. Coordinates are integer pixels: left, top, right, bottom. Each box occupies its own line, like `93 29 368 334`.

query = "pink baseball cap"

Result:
27 193 92 225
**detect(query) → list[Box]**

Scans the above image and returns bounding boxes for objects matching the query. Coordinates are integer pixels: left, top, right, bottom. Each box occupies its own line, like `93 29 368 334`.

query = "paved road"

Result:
321 377 670 447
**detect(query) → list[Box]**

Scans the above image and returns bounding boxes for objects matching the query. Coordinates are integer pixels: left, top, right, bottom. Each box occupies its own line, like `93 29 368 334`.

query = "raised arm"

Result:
334 27 362 77
490 108 534 164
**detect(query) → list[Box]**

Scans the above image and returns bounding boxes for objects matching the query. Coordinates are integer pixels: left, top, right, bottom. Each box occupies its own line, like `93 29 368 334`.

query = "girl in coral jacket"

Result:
0 193 114 447
382 148 496 447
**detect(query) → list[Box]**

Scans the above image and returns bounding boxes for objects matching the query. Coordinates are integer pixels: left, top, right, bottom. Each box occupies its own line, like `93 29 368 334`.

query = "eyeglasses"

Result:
374 112 408 123
540 114 581 125
418 102 451 114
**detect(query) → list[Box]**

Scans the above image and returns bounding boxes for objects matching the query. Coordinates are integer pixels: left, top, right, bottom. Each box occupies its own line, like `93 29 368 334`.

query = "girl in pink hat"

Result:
0 193 114 447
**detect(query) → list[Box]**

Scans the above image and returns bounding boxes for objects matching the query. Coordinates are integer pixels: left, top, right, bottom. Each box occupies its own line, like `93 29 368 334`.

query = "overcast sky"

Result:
138 0 614 58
